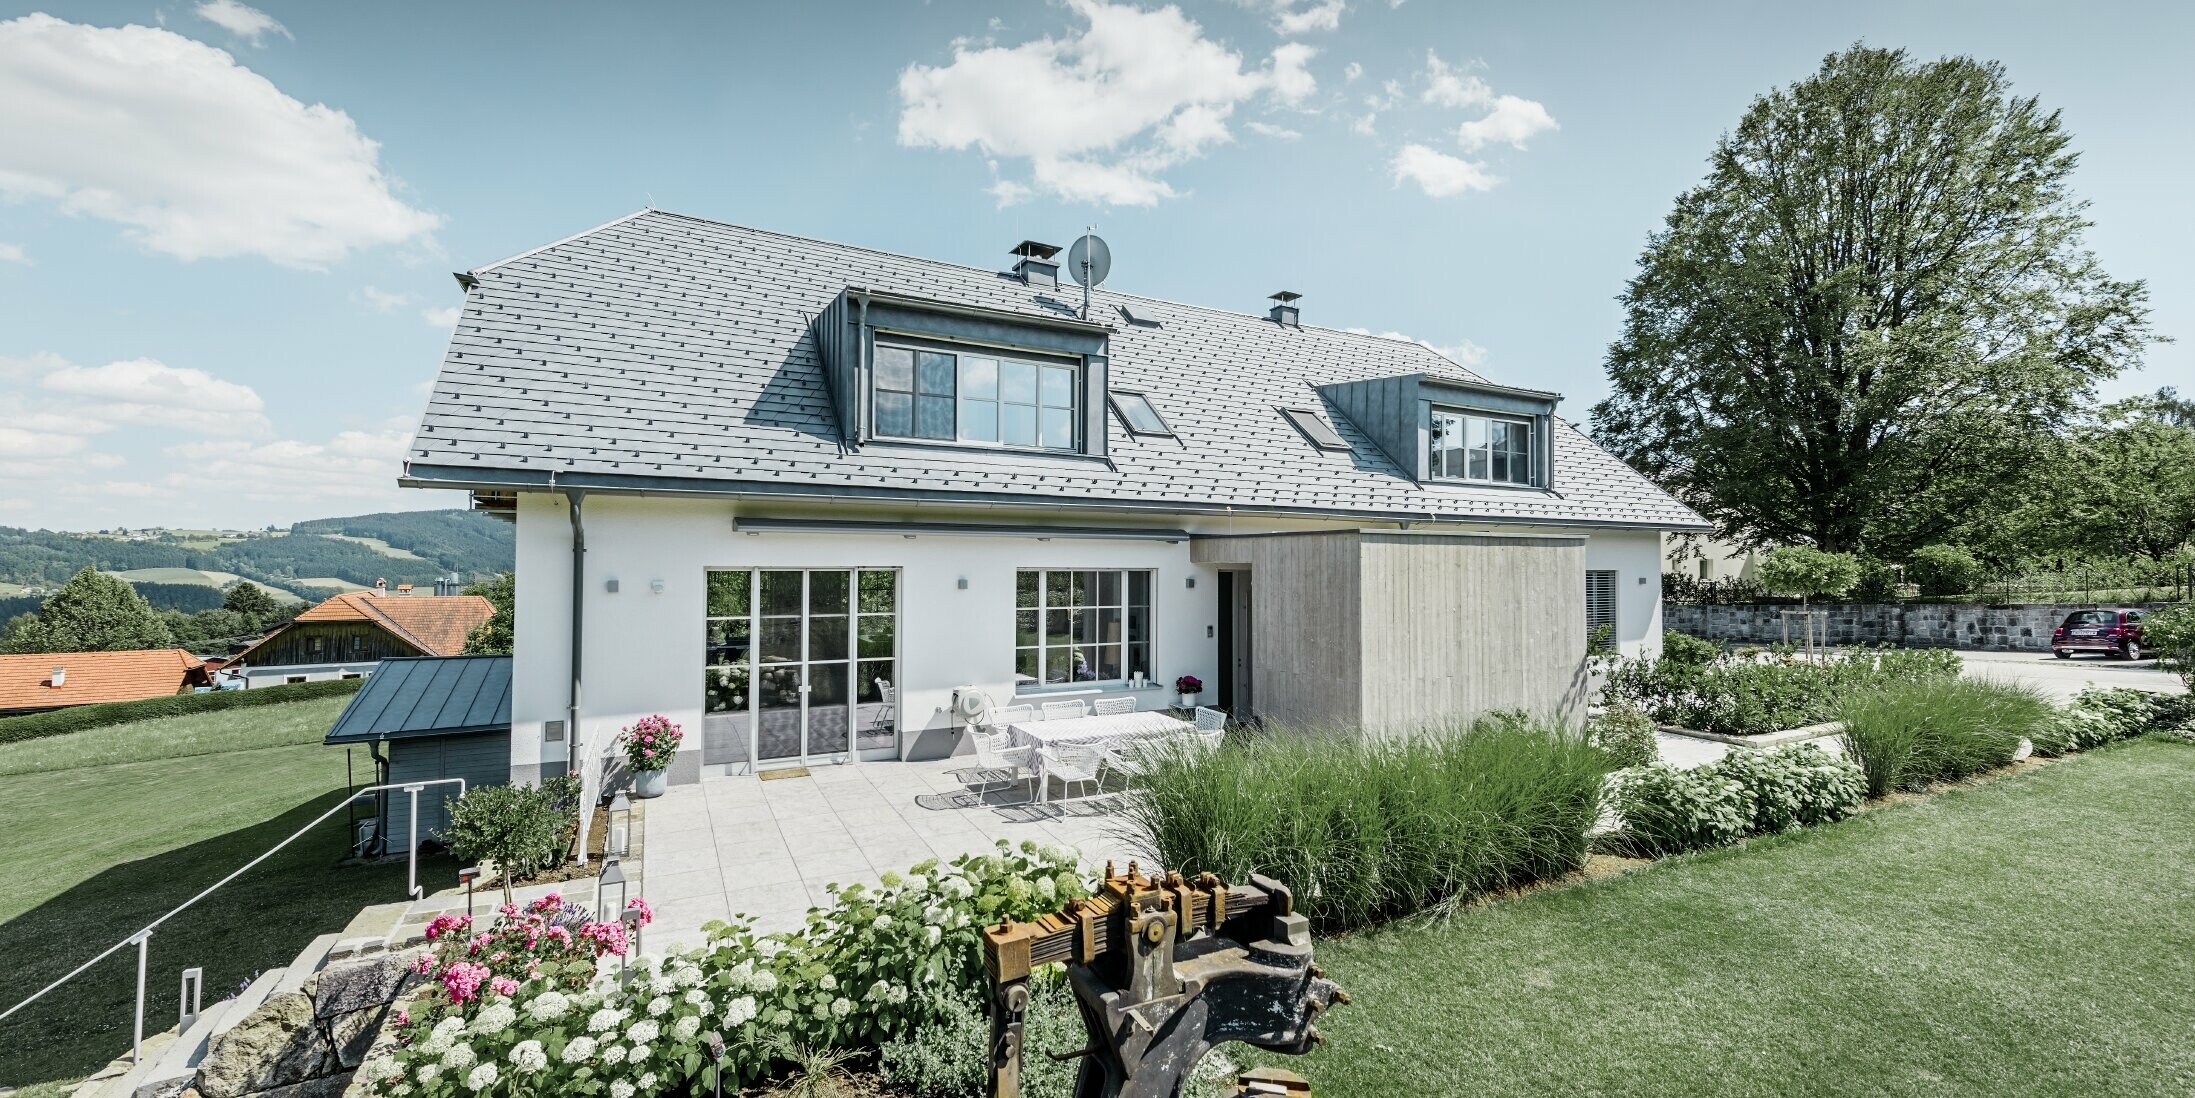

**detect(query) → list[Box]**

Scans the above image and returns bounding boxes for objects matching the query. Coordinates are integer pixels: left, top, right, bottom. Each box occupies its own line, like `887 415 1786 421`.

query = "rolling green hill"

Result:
0 510 512 604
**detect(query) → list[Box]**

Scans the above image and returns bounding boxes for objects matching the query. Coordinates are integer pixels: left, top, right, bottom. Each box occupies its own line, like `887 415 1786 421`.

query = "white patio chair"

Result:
1092 696 1137 716
969 728 1035 803
1193 706 1227 732
1040 742 1106 801
872 678 897 733
1102 734 1171 781
988 703 1036 730
1041 699 1089 721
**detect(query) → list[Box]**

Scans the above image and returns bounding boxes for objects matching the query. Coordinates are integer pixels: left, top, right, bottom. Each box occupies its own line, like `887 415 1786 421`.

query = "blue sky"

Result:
2 0 2188 531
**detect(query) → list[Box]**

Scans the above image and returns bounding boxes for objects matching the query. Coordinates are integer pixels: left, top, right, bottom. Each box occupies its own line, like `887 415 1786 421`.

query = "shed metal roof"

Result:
403 209 1709 532
324 655 512 744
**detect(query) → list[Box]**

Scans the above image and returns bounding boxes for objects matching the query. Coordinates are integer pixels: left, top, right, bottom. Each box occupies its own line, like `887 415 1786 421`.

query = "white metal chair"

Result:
988 703 1036 729
1092 696 1137 716
873 678 897 733
1040 742 1106 801
970 728 1035 803
1041 699 1089 721
1190 707 1228 752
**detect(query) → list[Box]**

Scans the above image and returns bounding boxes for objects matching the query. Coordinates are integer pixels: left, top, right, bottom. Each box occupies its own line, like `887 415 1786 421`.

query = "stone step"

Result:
207 966 287 1041
129 997 236 1098
272 934 340 999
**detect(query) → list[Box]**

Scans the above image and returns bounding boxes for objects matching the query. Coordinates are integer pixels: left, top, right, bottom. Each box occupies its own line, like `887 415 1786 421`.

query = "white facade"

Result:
236 662 376 687
509 491 1666 787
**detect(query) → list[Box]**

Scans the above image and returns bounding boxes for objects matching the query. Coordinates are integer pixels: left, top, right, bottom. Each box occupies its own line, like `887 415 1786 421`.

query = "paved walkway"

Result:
1956 648 2180 702
635 759 1144 950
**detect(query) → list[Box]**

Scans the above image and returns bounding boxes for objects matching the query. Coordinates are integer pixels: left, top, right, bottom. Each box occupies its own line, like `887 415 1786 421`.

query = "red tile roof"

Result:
234 592 495 663
0 649 210 713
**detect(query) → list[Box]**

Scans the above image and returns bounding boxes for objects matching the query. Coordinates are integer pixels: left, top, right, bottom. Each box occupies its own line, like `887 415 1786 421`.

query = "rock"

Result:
307 953 421 1021
241 1077 351 1098
193 992 333 1098
326 1006 388 1070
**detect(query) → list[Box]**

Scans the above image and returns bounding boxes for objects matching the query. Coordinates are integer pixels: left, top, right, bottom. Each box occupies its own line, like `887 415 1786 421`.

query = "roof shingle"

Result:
0 649 209 713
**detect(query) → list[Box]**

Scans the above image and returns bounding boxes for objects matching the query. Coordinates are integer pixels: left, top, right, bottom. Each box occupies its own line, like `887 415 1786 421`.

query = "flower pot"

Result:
631 768 668 799
1179 692 1200 709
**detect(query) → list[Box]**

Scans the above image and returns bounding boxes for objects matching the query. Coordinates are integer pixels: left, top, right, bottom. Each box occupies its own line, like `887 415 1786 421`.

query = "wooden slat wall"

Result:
1191 531 1363 729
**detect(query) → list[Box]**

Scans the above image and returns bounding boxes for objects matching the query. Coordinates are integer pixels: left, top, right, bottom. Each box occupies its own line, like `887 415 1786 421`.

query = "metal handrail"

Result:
0 778 466 1065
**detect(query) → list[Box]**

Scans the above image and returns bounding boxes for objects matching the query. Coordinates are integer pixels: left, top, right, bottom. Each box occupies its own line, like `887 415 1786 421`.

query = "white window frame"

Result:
1430 408 1535 486
1015 569 1154 688
871 338 1079 452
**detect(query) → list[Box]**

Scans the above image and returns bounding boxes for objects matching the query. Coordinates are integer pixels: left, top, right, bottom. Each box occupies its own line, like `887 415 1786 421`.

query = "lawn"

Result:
1270 739 2195 1097
0 698 455 1089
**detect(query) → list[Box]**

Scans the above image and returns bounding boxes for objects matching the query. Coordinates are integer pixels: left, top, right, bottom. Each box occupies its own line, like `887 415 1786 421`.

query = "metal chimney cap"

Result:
1011 240 1062 260
1269 290 1303 304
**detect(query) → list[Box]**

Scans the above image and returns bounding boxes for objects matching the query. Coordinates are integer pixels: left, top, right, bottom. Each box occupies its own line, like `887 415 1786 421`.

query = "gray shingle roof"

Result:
405 210 1707 531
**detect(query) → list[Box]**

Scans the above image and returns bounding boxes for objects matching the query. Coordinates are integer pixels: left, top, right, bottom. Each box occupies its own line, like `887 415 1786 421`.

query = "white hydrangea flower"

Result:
830 997 852 1019
886 984 909 1005
924 925 942 947
433 1016 467 1040
903 874 930 893
560 1036 597 1064
415 1063 440 1083
638 1073 658 1091
818 974 837 991
871 915 891 931
1036 876 1057 900
751 970 779 993
587 1007 623 1033
525 991 570 1021
811 1002 829 1020
470 1003 516 1036
627 1018 660 1044
866 979 887 1001
600 1044 627 1065
724 995 758 1027
359 1057 402 1083
647 994 671 1017
509 1040 547 1074
609 1083 635 1098
754 938 785 959
464 1063 498 1092
672 1015 701 1042
673 963 704 987
648 972 676 995
922 905 946 925
683 988 708 1006
441 1043 477 1070
628 1043 652 1063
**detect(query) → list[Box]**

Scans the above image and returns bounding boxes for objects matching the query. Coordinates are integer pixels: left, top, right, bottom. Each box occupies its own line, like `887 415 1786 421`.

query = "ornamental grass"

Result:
1835 676 2053 797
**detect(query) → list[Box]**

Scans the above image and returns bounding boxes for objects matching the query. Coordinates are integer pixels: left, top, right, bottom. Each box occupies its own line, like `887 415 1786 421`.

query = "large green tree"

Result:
1 567 175 653
1592 45 2155 555
462 572 515 655
2042 396 2195 560
221 581 282 628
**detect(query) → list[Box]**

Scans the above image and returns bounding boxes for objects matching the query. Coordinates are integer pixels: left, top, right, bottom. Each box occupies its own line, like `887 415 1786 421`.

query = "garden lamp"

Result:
457 867 482 919
595 857 626 922
609 791 633 858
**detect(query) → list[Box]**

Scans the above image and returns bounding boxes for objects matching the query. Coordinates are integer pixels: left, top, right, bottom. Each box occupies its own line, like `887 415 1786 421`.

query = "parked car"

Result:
2051 608 2146 660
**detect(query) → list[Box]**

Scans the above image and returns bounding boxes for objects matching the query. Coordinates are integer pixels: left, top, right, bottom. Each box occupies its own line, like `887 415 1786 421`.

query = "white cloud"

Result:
1342 61 1363 83
1389 143 1498 197
421 306 461 328
1420 51 1491 109
41 357 272 436
1455 94 1558 150
194 0 288 45
0 14 439 268
0 242 27 265
1351 112 1378 136
358 286 412 312
897 0 1319 206
167 425 414 504
1245 121 1303 140
1272 0 1346 34
97 480 160 498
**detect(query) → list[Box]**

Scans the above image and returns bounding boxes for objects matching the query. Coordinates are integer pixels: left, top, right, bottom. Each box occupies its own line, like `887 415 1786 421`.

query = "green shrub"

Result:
1758 546 1861 603
2032 687 2187 755
1907 544 1985 596
879 974 1236 1098
1588 704 1659 769
1850 557 1903 602
444 782 574 895
2142 602 2195 689
0 676 363 745
1605 645 1961 737
1836 677 2051 796
1710 743 1866 833
1115 715 1609 931
1660 629 1722 667
1607 744 1865 855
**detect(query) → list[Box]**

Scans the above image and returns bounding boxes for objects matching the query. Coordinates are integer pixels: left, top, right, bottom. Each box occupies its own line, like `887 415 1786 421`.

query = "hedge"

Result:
0 676 365 745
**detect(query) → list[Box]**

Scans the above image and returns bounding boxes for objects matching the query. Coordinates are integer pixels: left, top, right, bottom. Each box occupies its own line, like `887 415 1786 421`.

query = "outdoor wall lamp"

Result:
596 856 627 928
957 577 968 589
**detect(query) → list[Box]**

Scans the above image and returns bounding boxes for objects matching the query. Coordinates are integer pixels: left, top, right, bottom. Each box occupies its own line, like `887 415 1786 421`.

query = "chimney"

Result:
1011 240 1062 288
50 666 65 688
373 578 388 596
1268 290 1302 327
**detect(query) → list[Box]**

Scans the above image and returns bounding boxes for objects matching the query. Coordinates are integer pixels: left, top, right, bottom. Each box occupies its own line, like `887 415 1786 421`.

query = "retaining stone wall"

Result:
188 950 423 1098
1665 602 2160 652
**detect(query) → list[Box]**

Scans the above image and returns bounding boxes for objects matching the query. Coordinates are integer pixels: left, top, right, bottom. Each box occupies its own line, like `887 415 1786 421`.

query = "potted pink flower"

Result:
1174 674 1204 708
620 714 682 798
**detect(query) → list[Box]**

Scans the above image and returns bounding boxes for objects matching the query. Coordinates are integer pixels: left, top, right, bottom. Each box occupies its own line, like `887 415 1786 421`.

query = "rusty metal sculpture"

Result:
981 862 1347 1098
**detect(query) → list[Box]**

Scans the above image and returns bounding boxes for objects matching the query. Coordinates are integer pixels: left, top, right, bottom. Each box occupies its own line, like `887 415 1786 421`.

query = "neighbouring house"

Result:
227 583 494 687
323 655 512 850
398 210 1709 789
0 649 214 716
1665 533 1769 584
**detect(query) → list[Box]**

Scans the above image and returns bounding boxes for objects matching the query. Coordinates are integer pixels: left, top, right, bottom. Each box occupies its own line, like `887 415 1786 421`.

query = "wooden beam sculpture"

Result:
981 863 1348 1098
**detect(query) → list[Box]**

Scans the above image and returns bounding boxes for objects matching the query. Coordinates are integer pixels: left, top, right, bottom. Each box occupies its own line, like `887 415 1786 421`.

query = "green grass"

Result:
1260 739 2195 1097
0 699 454 1088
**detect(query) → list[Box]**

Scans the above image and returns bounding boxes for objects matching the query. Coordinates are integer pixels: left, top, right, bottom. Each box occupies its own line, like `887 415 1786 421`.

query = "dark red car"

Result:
2051 608 2147 660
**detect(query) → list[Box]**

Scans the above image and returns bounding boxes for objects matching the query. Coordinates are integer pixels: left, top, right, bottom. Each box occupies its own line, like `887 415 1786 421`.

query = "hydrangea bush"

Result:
359 841 1088 1097
1608 744 1865 856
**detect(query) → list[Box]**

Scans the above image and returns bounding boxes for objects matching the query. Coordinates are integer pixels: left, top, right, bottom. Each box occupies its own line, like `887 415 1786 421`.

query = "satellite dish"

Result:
1067 233 1111 288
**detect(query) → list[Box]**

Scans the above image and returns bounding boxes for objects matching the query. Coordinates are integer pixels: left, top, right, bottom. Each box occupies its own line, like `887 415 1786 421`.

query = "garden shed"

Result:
324 655 512 852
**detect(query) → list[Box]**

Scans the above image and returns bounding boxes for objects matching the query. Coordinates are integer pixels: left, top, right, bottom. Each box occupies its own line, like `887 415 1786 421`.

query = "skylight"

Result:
1110 391 1173 437
1280 407 1351 451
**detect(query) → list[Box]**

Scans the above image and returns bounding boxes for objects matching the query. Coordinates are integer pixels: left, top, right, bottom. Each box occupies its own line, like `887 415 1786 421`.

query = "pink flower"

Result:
625 897 654 927
412 953 435 975
441 962 491 1004
491 976 520 997
423 913 471 942
578 921 629 957
392 1008 411 1028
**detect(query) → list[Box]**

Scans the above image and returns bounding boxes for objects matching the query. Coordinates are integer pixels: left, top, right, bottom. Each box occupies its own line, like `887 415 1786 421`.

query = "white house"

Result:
400 211 1708 788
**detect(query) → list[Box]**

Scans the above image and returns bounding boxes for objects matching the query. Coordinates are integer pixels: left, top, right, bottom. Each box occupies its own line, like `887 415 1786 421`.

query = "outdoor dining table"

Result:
1007 711 1192 802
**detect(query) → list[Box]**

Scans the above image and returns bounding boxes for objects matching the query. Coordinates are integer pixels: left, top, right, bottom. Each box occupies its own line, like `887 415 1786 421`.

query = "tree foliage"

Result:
1907 544 1985 596
463 572 515 655
222 581 282 626
1 567 175 653
1592 45 2155 556
1758 546 1861 604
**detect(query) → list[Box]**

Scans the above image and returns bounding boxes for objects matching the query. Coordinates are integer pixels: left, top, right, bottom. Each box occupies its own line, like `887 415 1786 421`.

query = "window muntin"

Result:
1431 409 1533 485
1109 391 1173 437
1015 569 1152 686
873 340 1077 451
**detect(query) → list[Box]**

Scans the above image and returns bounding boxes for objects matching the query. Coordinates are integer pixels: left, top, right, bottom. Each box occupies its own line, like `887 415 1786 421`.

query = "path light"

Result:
458 867 482 919
609 792 632 858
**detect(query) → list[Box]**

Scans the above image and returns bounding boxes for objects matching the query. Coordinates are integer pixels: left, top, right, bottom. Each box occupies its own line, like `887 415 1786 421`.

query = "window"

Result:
1280 407 1350 451
1431 409 1533 485
285 675 308 685
1015 569 1152 685
874 341 1077 450
1586 570 1618 641
1109 391 1173 437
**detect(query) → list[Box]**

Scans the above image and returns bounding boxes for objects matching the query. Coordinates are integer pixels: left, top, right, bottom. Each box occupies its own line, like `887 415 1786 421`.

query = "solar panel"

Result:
1280 407 1350 451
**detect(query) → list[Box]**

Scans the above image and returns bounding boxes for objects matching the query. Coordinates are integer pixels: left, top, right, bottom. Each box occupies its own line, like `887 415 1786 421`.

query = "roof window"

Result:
1280 407 1350 451
1109 391 1173 437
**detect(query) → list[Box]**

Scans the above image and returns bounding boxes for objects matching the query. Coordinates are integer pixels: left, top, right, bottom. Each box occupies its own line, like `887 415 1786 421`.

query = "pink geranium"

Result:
625 896 655 927
620 715 683 771
441 962 491 1004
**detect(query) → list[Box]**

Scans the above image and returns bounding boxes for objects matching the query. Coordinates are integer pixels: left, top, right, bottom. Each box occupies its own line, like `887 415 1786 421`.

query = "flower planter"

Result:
1179 693 1201 709
631 768 668 799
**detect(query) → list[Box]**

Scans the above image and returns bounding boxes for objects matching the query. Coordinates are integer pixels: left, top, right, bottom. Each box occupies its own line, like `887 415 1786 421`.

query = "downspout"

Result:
566 488 586 786
368 739 392 857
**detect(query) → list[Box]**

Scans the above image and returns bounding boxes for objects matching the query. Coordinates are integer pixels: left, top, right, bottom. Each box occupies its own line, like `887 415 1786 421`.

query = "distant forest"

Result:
0 509 514 603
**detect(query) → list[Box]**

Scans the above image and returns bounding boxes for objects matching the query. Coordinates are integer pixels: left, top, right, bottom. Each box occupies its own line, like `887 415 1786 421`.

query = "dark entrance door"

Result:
1216 570 1252 714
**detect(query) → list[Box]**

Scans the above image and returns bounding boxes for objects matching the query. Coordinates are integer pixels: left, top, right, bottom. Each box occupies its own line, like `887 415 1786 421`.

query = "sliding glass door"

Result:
704 568 897 772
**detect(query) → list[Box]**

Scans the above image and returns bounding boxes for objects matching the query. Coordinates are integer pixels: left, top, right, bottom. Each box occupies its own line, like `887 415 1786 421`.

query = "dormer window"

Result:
1431 409 1533 485
873 340 1078 450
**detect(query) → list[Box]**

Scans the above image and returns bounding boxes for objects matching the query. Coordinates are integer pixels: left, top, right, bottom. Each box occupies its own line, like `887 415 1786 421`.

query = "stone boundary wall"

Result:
1665 602 2161 652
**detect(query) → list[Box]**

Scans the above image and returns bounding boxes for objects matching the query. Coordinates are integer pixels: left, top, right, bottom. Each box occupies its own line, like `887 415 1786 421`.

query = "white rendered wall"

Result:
511 494 1220 784
1584 528 1664 659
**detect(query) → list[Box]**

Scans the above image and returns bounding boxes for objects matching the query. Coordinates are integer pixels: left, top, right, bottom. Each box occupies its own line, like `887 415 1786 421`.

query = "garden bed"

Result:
1603 639 1961 737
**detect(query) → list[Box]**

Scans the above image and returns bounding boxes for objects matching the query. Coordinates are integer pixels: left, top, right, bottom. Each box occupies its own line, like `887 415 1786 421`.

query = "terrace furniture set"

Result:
968 698 1227 804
